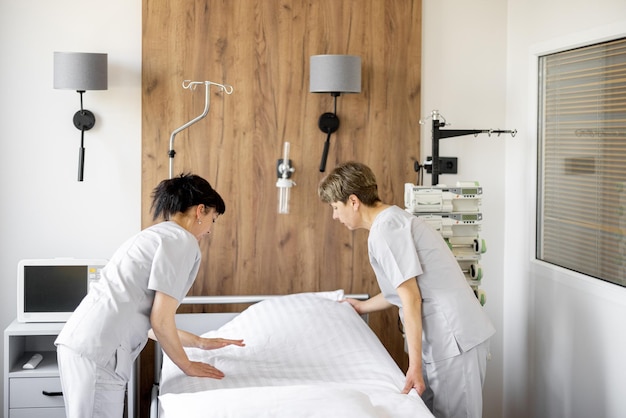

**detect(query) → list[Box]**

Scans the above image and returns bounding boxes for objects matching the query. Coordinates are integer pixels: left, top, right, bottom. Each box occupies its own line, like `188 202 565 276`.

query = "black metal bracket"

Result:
429 112 516 185
276 159 293 178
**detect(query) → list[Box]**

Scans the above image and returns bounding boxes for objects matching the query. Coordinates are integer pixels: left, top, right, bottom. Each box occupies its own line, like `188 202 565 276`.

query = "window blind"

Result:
537 37 626 287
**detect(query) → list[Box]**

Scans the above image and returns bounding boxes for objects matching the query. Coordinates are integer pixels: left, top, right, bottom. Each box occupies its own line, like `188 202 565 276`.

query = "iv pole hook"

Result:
168 80 233 178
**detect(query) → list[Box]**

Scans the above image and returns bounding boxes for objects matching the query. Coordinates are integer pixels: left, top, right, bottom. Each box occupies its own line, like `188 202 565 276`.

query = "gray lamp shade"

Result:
53 52 108 91
310 55 361 94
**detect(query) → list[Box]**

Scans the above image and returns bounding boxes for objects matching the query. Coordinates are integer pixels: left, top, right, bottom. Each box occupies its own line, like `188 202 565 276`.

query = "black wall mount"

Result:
73 109 95 131
425 110 517 185
318 112 340 134
425 156 458 174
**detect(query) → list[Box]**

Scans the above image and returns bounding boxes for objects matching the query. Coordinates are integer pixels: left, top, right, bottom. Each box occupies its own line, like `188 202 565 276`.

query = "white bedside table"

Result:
3 320 65 418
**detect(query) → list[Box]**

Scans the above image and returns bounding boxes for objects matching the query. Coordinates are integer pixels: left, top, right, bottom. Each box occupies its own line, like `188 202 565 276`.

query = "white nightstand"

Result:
3 320 65 418
4 320 137 418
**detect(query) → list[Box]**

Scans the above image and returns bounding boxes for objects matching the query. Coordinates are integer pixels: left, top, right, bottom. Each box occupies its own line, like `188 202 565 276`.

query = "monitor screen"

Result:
17 258 107 322
24 265 88 313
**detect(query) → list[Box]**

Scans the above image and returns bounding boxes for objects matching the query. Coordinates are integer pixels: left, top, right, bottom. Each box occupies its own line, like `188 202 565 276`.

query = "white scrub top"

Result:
368 206 495 363
55 221 201 367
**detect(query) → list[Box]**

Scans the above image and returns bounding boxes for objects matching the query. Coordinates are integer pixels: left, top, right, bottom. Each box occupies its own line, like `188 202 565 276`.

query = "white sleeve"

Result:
148 234 200 301
371 221 423 289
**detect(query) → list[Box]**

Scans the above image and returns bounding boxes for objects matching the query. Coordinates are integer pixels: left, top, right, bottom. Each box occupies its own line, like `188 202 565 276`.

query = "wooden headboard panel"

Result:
141 0 421 413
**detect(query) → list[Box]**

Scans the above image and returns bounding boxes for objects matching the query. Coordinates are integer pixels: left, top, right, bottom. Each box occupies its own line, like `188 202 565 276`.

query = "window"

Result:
537 37 626 287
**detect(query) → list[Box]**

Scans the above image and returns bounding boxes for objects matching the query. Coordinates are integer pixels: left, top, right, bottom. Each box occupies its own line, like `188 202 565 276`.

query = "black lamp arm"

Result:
317 111 340 173
78 130 85 182
319 132 331 172
331 91 340 114
73 90 95 181
78 90 85 110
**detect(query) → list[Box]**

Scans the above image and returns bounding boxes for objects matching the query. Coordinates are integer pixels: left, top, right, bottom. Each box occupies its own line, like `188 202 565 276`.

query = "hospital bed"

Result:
150 290 434 418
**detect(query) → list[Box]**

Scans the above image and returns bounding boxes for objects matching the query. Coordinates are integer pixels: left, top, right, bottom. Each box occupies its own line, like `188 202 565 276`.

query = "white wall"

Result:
505 1 626 417
0 0 141 412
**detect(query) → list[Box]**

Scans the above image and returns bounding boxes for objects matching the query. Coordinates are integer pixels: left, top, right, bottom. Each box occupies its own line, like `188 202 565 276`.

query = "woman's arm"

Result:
396 278 426 395
177 328 245 350
148 328 244 350
150 291 225 379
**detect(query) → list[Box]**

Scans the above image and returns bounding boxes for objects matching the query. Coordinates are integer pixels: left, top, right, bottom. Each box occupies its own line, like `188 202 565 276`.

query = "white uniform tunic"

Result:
368 206 495 418
55 221 201 417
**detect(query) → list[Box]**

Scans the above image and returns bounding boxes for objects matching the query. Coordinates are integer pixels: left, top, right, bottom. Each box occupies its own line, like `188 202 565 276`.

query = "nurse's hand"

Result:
197 337 245 350
183 361 226 379
342 297 365 314
402 364 426 395
341 293 393 315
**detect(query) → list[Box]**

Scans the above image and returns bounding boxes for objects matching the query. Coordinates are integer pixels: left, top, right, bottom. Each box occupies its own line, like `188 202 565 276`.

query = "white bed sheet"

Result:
159 290 434 418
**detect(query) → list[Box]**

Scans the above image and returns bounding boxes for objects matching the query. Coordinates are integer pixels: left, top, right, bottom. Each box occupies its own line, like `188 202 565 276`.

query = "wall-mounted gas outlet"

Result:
425 156 458 174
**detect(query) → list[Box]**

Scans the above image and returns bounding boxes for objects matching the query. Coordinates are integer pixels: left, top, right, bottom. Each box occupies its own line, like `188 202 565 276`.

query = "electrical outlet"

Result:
425 157 458 174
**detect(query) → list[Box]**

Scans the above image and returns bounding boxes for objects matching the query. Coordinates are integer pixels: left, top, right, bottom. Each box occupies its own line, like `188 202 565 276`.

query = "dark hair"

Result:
150 173 226 221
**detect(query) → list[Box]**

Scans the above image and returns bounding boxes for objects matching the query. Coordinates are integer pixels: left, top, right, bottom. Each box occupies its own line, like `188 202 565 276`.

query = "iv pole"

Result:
168 80 233 179
425 110 517 185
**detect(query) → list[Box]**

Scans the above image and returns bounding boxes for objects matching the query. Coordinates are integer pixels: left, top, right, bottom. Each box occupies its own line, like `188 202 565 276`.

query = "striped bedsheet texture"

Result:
158 290 434 417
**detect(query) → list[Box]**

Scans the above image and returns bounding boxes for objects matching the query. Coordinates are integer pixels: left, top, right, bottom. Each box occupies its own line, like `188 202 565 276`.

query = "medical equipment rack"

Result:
404 182 487 305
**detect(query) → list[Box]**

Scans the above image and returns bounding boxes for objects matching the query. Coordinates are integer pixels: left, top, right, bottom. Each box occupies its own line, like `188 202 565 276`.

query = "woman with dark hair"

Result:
56 173 244 418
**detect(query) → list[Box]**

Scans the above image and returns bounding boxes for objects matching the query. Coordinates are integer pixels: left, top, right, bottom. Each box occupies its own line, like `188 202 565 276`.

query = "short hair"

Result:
318 161 380 205
150 173 225 221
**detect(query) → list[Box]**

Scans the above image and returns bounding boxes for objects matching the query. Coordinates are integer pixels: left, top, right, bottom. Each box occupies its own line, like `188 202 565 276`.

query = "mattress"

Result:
158 290 434 417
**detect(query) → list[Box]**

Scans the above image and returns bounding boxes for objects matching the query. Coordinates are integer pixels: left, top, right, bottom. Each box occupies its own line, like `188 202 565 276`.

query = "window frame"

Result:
535 36 626 288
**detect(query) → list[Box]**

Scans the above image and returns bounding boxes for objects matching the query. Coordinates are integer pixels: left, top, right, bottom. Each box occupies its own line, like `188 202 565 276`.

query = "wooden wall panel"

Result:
142 0 421 414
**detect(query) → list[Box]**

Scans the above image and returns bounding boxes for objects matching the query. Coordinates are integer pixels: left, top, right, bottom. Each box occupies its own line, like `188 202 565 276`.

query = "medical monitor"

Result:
17 258 107 322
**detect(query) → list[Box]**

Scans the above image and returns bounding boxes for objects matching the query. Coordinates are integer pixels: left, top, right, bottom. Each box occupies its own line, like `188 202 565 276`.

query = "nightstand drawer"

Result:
9 377 65 408
10 407 66 418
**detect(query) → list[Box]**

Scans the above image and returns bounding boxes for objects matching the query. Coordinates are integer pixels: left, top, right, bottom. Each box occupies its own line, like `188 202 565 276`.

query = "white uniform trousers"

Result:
421 339 490 418
57 345 126 418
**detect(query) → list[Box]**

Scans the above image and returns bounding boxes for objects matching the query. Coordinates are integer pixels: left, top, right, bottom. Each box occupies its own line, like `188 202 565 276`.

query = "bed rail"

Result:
180 294 369 305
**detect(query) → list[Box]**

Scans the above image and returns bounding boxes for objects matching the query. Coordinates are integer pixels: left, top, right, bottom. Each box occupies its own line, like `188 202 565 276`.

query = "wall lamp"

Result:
310 54 361 172
54 52 108 181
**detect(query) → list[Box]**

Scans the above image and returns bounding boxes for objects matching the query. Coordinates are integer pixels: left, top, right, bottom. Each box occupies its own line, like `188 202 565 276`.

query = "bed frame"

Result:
149 294 369 418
